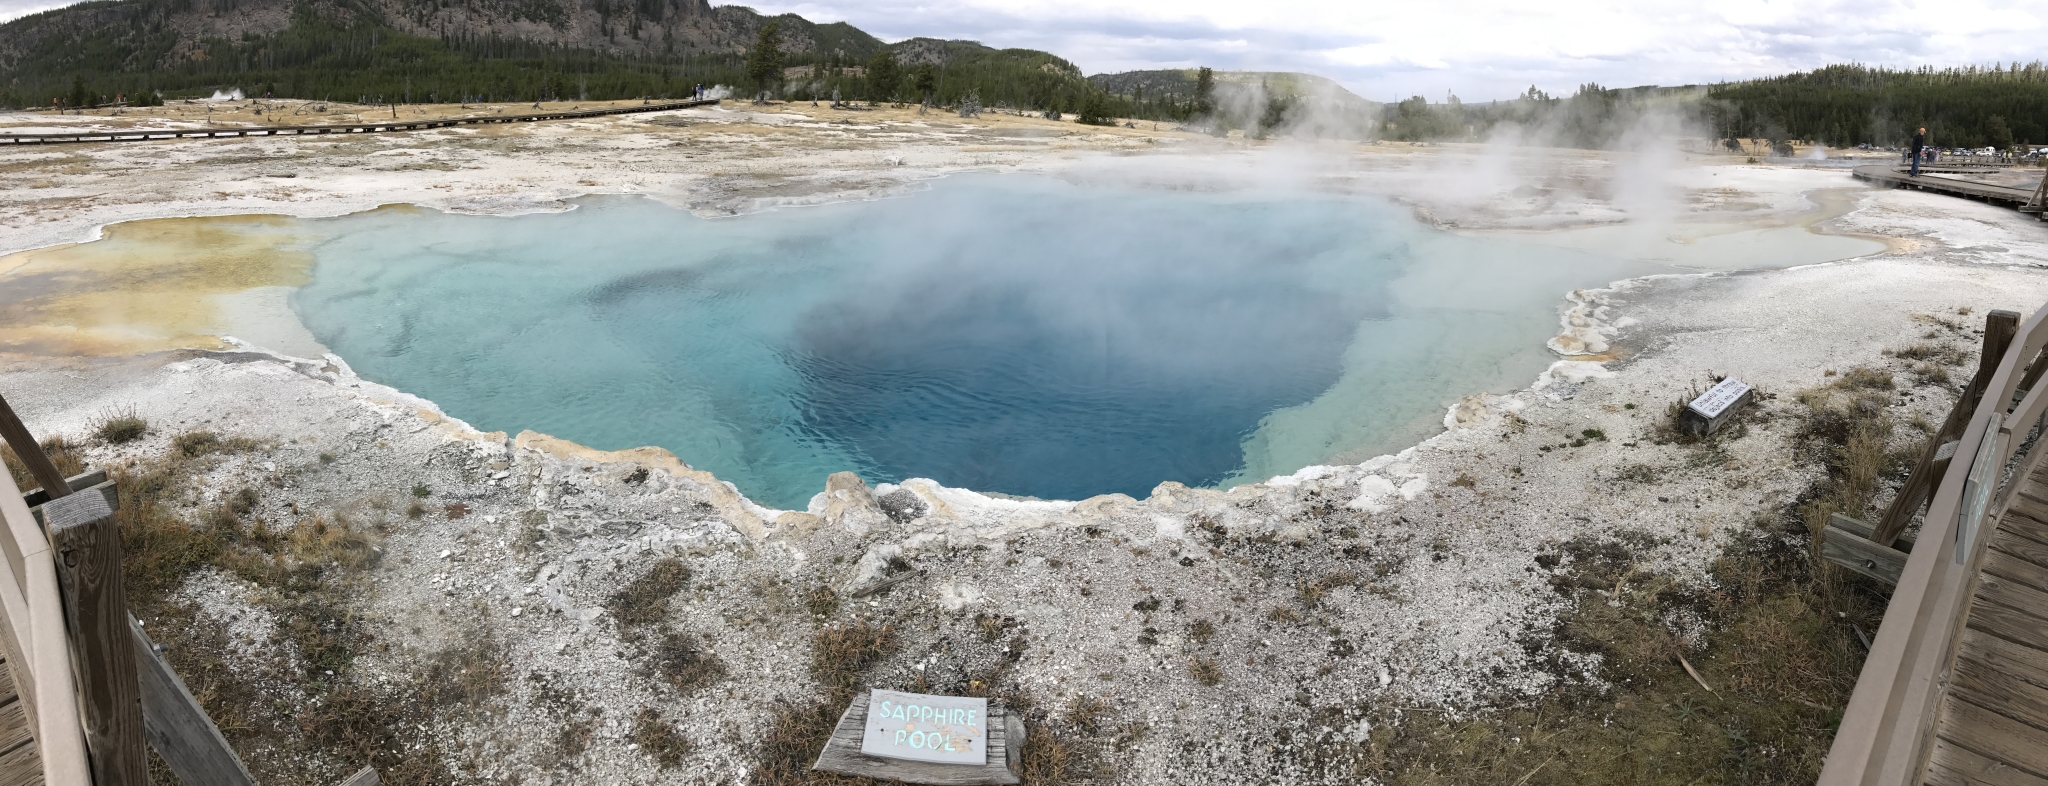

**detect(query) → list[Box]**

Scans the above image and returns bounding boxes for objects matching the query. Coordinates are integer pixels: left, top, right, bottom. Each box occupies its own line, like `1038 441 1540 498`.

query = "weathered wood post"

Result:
1872 310 2020 546
0 394 70 501
44 487 149 784
131 617 257 785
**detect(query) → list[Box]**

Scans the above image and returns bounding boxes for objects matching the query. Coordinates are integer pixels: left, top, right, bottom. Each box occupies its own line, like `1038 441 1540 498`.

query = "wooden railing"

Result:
0 394 378 785
0 455 90 783
1819 302 2048 785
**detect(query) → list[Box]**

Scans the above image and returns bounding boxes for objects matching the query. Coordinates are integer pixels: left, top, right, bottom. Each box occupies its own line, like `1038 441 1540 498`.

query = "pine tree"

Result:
744 21 784 95
866 50 898 103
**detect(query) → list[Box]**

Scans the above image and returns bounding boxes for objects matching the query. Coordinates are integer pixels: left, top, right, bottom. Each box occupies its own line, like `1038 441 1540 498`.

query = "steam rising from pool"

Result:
292 176 1656 508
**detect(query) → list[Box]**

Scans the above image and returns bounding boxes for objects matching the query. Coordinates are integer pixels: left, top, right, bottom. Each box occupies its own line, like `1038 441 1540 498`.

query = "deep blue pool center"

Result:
292 176 1652 508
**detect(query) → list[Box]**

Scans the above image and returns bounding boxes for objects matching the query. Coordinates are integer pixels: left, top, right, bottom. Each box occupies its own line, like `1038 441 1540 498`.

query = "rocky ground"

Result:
6 104 2048 784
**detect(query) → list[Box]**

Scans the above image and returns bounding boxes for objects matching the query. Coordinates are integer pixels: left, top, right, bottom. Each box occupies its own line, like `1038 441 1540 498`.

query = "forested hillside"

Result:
0 0 881 106
1706 64 2048 148
0 0 1131 113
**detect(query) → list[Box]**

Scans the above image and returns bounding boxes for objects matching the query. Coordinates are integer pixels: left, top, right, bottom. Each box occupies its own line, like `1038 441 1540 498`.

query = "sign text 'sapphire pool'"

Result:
858 689 988 765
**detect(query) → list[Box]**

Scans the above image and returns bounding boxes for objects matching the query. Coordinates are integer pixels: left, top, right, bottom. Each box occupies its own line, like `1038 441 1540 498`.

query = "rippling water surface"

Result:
293 176 1657 507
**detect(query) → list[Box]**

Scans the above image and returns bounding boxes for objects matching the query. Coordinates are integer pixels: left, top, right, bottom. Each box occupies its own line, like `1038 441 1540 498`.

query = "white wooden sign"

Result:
859 689 988 765
1688 378 1753 419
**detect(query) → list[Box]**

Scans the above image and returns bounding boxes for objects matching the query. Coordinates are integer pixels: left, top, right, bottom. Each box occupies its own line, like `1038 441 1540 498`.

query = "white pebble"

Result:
439 550 453 559
511 607 523 617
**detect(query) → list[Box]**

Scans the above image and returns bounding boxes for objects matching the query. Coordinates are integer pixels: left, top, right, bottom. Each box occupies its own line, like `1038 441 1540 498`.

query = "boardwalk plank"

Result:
0 698 28 762
1953 650 2048 734
1970 589 2048 653
1939 697 2048 780
1977 573 2048 622
1991 527 2048 573
0 652 35 786
2003 494 2048 545
1928 737 2048 786
1960 628 2048 693
0 724 36 786
1987 546 2048 595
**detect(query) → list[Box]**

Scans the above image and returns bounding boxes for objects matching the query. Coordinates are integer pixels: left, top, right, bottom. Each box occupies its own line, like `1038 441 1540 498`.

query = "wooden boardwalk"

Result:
1852 163 2042 212
1925 456 2048 785
1823 303 2048 786
0 97 719 145
0 654 41 786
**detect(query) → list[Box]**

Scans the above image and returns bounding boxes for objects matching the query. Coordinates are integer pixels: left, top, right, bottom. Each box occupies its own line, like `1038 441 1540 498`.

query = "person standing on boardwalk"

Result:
1911 127 1926 176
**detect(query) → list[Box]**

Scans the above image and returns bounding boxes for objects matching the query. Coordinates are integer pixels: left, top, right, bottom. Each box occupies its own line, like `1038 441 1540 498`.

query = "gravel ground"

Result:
5 116 2048 782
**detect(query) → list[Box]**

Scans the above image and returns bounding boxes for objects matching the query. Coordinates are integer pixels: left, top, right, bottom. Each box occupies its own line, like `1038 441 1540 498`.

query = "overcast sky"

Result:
744 0 2048 101
4 0 2041 100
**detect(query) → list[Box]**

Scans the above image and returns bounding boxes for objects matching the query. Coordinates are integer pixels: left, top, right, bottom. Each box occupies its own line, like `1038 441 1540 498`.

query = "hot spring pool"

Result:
293 176 1667 508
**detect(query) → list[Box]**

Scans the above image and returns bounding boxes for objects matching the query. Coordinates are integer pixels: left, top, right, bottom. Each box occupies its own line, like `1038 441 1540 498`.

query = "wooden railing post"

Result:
43 489 148 784
0 393 70 501
131 617 257 786
1873 310 2020 546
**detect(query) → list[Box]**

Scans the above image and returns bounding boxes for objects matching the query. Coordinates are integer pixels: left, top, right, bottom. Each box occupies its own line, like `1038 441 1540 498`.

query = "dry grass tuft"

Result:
92 408 149 444
813 620 899 703
805 585 841 619
1063 695 1110 734
1791 367 1912 543
1187 657 1223 687
632 708 694 768
173 429 262 459
1 435 85 491
1296 571 1357 607
649 630 726 694
608 557 691 629
750 621 903 786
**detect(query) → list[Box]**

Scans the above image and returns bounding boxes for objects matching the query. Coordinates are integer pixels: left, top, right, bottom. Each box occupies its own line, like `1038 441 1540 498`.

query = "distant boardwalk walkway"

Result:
0 97 720 146
1853 163 2044 215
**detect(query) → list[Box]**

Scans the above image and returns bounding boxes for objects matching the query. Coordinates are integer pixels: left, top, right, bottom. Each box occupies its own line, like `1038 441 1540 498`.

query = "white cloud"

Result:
745 0 2048 100
0 1 69 23
4 0 2042 99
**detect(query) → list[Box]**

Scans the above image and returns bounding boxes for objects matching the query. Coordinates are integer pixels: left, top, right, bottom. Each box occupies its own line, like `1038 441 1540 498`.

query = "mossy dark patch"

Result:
632 708 693 768
608 557 691 629
648 630 726 694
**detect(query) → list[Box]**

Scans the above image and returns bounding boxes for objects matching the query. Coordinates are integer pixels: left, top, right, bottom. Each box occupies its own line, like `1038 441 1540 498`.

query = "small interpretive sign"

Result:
858 689 989 766
1688 378 1753 419
1680 377 1755 436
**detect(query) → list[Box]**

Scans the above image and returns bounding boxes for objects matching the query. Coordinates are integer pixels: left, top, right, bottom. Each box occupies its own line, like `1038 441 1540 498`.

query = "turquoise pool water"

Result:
292 176 1659 508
